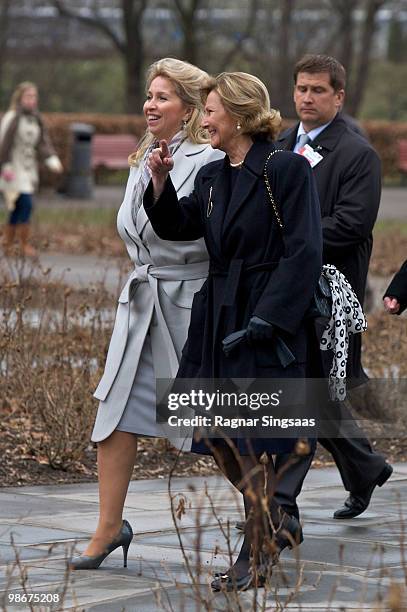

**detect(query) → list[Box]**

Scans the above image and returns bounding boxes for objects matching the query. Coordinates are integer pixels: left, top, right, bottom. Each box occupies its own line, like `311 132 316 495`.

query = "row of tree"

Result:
1 0 407 117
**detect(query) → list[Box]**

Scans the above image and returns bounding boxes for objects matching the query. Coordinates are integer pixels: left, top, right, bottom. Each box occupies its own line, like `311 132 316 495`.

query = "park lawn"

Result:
0 206 124 257
0 206 117 226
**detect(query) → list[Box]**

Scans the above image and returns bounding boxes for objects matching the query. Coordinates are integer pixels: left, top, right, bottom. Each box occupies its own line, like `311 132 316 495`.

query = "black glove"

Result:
246 316 274 344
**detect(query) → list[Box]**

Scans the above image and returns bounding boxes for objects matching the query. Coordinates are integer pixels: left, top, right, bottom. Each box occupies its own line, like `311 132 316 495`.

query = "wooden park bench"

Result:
92 134 138 170
397 139 407 182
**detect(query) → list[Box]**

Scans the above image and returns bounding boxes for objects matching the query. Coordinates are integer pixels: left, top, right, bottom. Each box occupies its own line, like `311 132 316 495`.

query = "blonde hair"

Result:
203 72 281 140
9 81 38 111
129 58 210 166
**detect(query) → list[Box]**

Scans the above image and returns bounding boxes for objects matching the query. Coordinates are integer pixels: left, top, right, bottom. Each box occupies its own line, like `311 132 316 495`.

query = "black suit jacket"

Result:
277 114 381 380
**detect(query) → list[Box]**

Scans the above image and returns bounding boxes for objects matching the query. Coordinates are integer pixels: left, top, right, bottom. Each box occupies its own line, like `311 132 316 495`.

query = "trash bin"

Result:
65 123 94 198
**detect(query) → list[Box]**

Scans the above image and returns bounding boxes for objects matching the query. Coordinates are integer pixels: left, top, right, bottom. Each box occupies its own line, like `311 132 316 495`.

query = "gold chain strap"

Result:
263 149 285 229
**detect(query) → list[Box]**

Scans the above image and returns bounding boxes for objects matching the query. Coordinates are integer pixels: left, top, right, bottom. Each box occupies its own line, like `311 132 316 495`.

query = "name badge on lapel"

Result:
299 144 323 168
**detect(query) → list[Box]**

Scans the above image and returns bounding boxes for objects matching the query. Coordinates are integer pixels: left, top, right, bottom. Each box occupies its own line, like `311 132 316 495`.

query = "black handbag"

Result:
264 149 332 319
306 273 332 318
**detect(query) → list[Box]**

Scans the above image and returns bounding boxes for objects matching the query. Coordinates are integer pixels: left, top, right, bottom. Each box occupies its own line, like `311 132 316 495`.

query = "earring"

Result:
182 119 188 130
237 123 241 131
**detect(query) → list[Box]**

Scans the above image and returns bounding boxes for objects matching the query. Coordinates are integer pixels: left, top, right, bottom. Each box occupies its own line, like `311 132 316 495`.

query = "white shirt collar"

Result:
296 119 333 143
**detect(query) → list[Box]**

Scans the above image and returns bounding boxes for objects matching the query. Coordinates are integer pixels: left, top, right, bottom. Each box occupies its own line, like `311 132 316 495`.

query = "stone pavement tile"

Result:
82 566 399 611
0 524 89 547
0 491 99 521
285 537 401 569
302 508 397 525
0 564 68 591
20 474 229 500
0 544 47 564
366 566 407 580
16 511 145 536
261 564 395 610
3 573 166 612
136 525 242 556
38 487 241 514
1 482 100 498
304 514 403 543
392 462 407 475
25 506 243 537
134 522 402 575
86 583 216 612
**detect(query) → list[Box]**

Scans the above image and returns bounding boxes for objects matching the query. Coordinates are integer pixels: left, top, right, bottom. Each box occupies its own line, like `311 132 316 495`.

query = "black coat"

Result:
384 259 407 314
277 114 381 381
145 140 322 454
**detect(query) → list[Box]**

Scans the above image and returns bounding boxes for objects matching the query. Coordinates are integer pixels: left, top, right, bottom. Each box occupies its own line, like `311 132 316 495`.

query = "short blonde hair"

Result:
9 81 38 111
203 72 281 140
129 58 210 166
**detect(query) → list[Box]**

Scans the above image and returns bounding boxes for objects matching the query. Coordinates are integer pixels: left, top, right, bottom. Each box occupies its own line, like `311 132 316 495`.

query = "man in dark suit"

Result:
274 54 392 520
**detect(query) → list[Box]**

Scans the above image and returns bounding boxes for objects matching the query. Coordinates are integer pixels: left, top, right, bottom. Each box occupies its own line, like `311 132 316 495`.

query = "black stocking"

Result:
213 445 283 579
212 442 242 491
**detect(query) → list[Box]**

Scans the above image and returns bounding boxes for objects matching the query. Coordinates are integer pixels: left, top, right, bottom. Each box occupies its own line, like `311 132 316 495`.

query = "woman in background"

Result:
0 81 62 256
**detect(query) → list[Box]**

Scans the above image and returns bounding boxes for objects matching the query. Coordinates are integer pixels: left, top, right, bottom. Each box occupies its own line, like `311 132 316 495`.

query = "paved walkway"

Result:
0 466 406 610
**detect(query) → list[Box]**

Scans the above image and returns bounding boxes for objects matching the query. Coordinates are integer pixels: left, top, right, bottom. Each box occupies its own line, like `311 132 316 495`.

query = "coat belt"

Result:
209 259 279 306
119 260 209 375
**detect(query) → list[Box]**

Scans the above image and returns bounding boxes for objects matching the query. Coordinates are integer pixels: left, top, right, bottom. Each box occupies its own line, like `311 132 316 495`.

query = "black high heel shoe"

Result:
70 520 133 570
211 513 302 592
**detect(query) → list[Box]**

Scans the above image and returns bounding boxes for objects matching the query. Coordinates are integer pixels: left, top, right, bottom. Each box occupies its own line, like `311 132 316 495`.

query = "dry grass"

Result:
0 257 217 485
0 261 110 471
371 223 407 277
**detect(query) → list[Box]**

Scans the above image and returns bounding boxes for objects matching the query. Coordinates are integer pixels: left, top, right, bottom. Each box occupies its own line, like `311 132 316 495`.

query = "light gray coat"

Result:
92 140 223 443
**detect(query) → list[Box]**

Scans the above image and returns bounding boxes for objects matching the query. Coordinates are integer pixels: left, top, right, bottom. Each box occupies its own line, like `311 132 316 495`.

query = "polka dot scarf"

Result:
320 264 367 401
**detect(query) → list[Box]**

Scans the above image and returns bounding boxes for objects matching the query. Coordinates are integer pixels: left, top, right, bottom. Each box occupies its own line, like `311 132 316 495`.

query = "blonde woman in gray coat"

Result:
70 58 223 570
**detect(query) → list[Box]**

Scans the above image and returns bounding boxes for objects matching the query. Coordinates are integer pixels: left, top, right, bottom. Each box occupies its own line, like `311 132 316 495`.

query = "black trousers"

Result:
274 318 386 518
274 420 386 518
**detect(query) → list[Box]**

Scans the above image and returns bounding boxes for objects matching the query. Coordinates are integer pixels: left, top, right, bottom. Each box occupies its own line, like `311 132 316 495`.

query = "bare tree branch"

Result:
347 0 388 115
0 0 11 106
327 0 356 69
172 0 205 64
52 0 125 53
218 0 260 70
275 0 296 115
52 0 150 112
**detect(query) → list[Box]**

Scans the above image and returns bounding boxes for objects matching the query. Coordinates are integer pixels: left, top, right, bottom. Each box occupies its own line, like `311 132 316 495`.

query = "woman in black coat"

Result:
145 72 323 591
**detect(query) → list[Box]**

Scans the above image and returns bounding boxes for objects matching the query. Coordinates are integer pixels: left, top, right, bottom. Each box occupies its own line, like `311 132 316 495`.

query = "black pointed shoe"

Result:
211 566 267 593
333 463 393 519
70 520 133 570
213 514 303 591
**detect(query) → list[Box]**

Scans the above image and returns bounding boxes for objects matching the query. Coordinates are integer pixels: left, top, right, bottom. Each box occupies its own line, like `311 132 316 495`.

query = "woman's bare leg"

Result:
83 430 138 556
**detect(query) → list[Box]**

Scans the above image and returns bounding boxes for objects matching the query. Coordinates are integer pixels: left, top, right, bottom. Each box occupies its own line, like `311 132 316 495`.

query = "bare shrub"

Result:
0 258 112 470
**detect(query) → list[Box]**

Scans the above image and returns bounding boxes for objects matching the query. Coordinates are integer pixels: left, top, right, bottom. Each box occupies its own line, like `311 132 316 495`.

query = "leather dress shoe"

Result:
333 463 393 519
